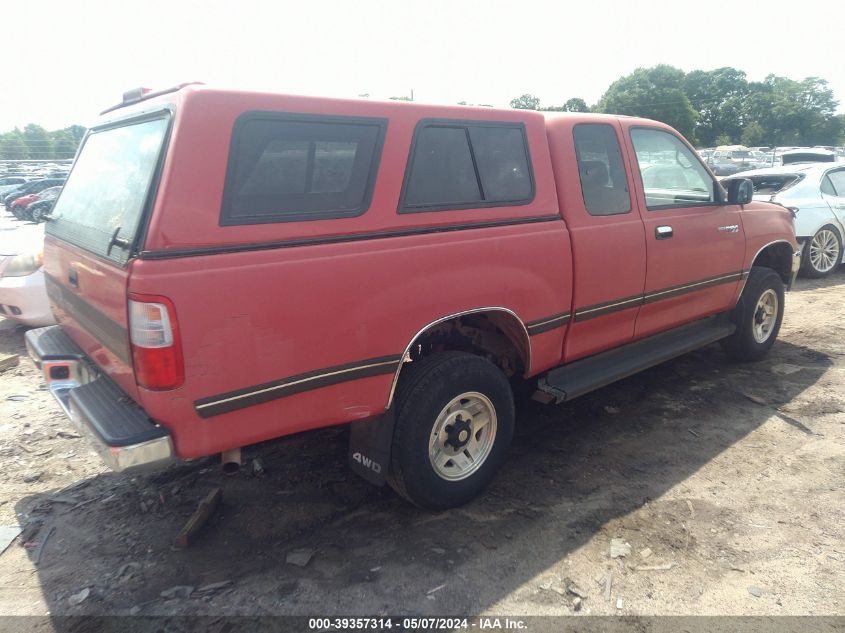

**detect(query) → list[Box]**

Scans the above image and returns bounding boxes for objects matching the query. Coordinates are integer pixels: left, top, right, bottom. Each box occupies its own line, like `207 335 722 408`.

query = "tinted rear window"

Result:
400 120 533 212
46 115 170 265
220 113 386 225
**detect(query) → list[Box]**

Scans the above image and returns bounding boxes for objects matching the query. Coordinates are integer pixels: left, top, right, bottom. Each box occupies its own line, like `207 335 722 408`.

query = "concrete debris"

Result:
160 585 194 600
252 458 265 476
56 431 81 439
0 354 20 373
616 598 624 610
604 573 613 601
286 548 315 567
116 562 142 580
572 597 582 611
686 499 696 519
196 580 233 594
634 563 675 571
741 392 768 406
748 586 764 598
68 588 90 606
610 538 631 558
639 547 653 559
565 580 587 598
22 472 42 483
6 394 29 401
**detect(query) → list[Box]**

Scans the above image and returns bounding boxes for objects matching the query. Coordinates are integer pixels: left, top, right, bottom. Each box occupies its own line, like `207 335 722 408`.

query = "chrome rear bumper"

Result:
25 326 173 473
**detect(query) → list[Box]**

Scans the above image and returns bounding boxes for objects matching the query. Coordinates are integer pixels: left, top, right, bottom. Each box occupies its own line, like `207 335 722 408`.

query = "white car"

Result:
743 163 845 278
0 222 55 326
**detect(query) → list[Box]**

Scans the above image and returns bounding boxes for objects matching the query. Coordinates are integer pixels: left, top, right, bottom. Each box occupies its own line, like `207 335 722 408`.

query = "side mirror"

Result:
724 178 753 205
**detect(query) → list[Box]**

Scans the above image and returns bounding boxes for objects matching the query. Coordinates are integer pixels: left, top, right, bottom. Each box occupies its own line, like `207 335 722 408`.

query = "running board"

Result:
538 316 735 403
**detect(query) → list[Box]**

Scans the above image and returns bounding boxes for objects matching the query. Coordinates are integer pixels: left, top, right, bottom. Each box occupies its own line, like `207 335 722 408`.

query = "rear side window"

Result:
400 120 534 212
827 170 845 196
573 124 631 216
220 113 386 225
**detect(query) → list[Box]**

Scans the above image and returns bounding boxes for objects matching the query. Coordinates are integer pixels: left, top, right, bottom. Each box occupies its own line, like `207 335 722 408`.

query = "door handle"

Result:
655 225 673 240
718 224 740 233
67 267 78 288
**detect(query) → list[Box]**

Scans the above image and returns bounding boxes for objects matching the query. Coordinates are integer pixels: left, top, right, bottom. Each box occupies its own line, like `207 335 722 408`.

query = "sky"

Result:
4 0 844 131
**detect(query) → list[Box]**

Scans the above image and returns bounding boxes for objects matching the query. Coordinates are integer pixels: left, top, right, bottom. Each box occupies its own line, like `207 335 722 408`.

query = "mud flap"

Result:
348 407 395 487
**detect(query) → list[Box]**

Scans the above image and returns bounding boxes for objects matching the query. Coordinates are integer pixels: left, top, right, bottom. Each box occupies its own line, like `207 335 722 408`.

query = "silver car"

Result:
742 163 845 277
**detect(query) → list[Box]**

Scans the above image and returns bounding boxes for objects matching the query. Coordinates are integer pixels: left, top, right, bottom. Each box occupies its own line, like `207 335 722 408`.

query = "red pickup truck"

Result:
26 84 799 509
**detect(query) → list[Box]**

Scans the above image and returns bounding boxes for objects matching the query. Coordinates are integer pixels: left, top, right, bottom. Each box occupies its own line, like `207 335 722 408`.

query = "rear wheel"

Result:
801 226 842 278
722 267 785 362
388 352 514 510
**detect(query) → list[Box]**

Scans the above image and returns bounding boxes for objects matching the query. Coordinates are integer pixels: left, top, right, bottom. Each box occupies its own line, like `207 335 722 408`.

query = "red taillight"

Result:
128 294 184 390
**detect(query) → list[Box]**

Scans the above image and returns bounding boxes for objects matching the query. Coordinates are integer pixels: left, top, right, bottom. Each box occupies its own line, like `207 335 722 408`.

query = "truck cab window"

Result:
573 124 631 216
630 128 715 210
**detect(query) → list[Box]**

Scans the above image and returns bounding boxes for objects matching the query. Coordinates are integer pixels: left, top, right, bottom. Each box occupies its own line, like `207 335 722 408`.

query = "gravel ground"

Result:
0 246 843 620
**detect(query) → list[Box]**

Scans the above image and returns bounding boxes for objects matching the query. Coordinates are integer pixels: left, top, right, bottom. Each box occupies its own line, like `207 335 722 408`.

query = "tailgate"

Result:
42 236 139 400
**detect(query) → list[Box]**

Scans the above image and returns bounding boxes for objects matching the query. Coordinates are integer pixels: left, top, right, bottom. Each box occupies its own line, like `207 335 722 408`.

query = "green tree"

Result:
22 123 53 159
596 65 698 140
714 133 733 147
66 125 87 145
744 76 839 146
509 94 541 110
51 130 78 159
562 97 589 112
684 67 749 147
0 135 29 160
740 121 766 147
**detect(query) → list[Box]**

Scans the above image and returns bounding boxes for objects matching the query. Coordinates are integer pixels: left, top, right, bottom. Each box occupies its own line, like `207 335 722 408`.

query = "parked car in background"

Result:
0 176 29 198
9 192 42 216
714 145 762 170
12 186 63 222
745 163 845 277
2 178 65 209
778 149 837 165
0 223 54 326
26 196 60 223
706 156 743 176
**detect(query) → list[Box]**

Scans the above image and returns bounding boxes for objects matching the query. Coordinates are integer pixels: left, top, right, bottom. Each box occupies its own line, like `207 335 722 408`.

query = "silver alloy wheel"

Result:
809 229 840 274
752 288 778 344
428 391 497 481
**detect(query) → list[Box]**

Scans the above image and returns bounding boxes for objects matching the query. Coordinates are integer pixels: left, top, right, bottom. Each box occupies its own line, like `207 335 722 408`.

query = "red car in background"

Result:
10 186 63 221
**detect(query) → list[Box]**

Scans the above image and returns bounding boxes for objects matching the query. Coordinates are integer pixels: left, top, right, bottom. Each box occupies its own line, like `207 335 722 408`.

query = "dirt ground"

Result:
0 263 843 621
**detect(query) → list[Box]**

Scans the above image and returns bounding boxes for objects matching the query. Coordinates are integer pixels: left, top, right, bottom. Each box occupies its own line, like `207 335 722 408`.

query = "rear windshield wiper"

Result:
106 226 131 256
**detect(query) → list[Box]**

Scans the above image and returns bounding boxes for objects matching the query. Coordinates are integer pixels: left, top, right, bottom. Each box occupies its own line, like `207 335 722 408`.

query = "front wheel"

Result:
801 226 842 278
722 267 785 362
388 352 514 510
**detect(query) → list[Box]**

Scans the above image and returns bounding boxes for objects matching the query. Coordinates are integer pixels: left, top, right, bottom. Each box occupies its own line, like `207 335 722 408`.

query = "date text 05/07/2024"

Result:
307 617 528 630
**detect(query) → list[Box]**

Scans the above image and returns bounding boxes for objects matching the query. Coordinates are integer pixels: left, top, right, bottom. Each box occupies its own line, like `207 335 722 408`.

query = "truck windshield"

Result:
46 115 169 264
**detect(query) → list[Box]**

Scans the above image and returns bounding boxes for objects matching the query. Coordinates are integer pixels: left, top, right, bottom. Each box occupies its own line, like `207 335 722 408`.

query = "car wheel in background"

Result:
801 225 842 278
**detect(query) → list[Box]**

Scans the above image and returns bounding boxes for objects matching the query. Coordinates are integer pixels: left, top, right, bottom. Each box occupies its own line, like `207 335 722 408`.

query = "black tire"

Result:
388 352 514 510
801 225 842 278
722 266 785 362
